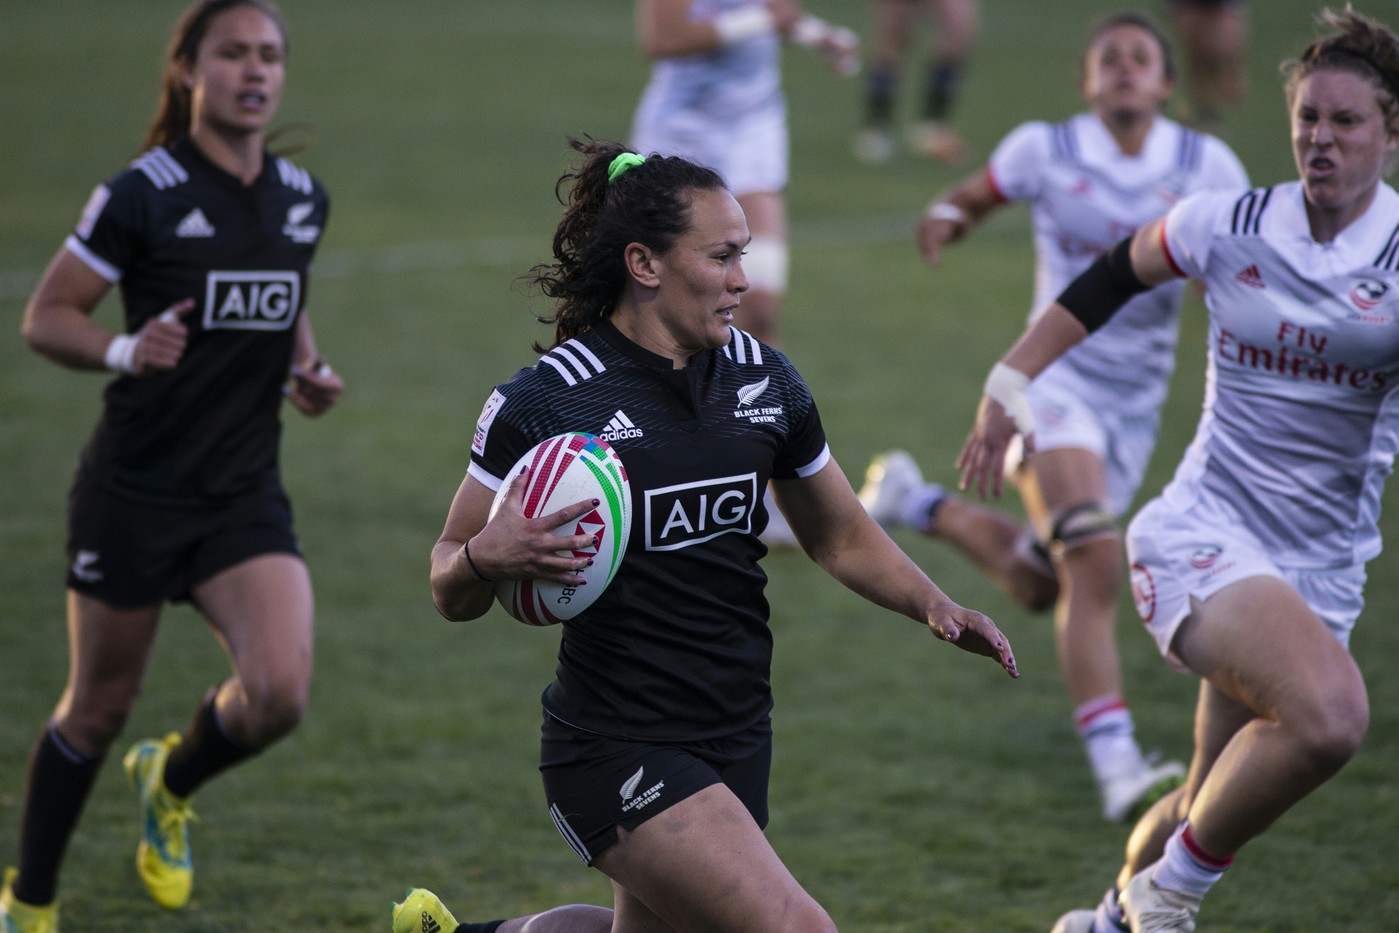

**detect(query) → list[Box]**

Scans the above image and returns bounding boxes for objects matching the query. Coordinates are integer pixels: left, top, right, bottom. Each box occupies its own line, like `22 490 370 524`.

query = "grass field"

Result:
3 2 1398 930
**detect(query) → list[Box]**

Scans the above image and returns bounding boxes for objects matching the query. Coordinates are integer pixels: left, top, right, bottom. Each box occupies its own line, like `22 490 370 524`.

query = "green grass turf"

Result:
2 1 1397 929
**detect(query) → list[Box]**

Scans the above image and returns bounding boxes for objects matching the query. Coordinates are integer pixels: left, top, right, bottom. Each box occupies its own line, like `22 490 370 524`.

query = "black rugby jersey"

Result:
470 320 830 743
66 136 329 504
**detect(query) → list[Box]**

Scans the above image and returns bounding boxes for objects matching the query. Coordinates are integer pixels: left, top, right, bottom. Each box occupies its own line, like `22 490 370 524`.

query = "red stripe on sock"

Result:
1181 825 1234 870
1075 695 1128 729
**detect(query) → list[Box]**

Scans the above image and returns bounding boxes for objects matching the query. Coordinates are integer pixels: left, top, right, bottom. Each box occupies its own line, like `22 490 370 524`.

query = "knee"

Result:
1294 682 1369 774
1059 535 1124 603
1010 570 1060 613
236 676 310 745
58 681 143 752
57 703 135 754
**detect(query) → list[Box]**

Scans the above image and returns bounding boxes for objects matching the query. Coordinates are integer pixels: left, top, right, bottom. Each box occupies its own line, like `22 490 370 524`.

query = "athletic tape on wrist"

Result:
104 334 139 374
713 7 775 45
984 362 1035 436
926 202 968 225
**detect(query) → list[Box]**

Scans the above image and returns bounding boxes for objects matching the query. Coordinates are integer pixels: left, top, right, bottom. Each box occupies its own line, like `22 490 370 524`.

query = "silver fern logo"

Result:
620 767 645 800
736 376 770 407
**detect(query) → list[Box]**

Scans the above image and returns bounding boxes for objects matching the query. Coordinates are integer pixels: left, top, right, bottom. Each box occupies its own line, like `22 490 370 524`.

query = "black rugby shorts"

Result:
66 474 300 608
540 713 772 865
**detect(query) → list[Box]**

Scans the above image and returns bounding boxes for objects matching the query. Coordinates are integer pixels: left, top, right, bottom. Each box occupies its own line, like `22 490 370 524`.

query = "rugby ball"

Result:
488 433 631 625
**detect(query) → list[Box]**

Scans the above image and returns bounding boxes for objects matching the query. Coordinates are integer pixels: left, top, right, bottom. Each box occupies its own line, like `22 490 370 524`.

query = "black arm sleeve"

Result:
1054 237 1152 333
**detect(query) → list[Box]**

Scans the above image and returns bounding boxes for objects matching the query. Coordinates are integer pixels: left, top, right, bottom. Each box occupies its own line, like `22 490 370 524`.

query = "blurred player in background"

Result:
0 2 341 930
1164 0 1250 131
859 12 1247 824
956 8 1399 930
630 0 858 351
630 0 859 546
853 0 979 164
391 137 1017 933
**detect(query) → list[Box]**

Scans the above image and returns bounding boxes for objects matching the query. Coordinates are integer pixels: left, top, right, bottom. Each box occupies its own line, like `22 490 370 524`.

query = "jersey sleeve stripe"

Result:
723 327 763 366
1374 223 1399 271
983 165 1009 203
794 444 831 478
466 461 506 492
1176 128 1202 173
131 148 187 189
1157 221 1187 279
276 158 314 194
64 235 121 282
562 337 606 372
538 353 579 386
1229 187 1272 236
553 344 602 381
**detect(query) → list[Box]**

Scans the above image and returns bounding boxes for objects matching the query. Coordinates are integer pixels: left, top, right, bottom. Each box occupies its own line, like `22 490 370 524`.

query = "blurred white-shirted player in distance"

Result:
858 12 1248 823
853 0 980 165
957 7 1399 930
631 0 859 546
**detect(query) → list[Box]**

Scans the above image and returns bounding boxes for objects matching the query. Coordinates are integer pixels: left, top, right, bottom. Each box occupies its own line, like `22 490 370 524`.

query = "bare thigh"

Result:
594 784 834 933
191 553 314 746
54 592 162 754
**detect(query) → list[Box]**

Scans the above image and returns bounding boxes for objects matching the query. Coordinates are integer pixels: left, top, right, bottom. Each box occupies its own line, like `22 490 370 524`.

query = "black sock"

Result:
456 923 505 933
864 67 898 125
13 725 104 905
922 61 963 121
162 686 256 799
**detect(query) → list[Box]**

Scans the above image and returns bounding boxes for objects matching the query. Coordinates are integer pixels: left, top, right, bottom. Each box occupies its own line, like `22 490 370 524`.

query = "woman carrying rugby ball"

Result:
399 137 1018 933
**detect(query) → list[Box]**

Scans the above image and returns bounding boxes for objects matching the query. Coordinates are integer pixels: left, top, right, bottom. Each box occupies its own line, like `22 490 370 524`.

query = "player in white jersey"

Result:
390 138 1017 933
958 8 1399 930
859 12 1248 824
852 0 980 165
631 0 857 349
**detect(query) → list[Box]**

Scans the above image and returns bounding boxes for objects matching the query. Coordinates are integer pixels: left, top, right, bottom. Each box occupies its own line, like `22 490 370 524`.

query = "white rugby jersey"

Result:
1159 181 1399 569
989 113 1248 394
632 0 782 127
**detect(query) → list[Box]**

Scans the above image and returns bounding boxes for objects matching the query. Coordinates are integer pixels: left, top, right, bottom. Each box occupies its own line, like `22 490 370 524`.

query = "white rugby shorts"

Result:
1126 494 1365 671
1019 363 1163 516
631 101 788 197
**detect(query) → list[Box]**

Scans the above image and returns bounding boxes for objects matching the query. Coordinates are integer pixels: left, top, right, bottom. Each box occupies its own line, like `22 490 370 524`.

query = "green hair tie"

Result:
607 152 646 184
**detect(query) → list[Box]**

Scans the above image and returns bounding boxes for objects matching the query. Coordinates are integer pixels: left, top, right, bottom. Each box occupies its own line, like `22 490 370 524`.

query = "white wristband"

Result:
104 333 139 374
926 202 968 225
790 14 830 47
984 362 1035 436
790 15 860 75
713 7 776 45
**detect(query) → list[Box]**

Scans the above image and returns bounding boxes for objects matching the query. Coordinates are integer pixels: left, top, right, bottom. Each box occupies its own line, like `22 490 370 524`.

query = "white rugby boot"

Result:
1119 864 1201 932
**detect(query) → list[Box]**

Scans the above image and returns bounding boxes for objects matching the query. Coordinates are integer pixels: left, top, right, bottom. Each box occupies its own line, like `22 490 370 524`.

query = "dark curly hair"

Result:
524 137 728 351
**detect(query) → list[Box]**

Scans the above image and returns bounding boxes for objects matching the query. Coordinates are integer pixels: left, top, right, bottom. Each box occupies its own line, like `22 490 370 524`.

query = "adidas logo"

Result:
599 409 643 442
419 911 441 933
1235 264 1265 289
175 208 215 238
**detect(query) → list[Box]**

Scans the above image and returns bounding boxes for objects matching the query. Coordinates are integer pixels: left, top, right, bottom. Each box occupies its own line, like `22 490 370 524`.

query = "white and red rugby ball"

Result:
488 432 631 625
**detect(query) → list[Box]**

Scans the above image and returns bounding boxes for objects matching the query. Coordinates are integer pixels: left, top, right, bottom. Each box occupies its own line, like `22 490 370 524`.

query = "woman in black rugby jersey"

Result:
2 2 340 929
389 137 1018 933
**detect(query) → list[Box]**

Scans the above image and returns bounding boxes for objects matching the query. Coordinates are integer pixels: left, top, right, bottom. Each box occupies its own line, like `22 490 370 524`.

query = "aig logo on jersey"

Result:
204 271 300 331
645 473 757 551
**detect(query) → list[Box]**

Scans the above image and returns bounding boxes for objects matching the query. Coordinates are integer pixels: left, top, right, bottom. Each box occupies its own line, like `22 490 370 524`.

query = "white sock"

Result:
1075 694 1144 782
1152 822 1232 896
903 484 947 532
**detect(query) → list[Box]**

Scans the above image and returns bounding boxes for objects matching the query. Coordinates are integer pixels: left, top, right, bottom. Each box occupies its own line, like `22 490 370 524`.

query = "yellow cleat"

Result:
123 734 196 910
1 868 60 933
391 888 459 933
